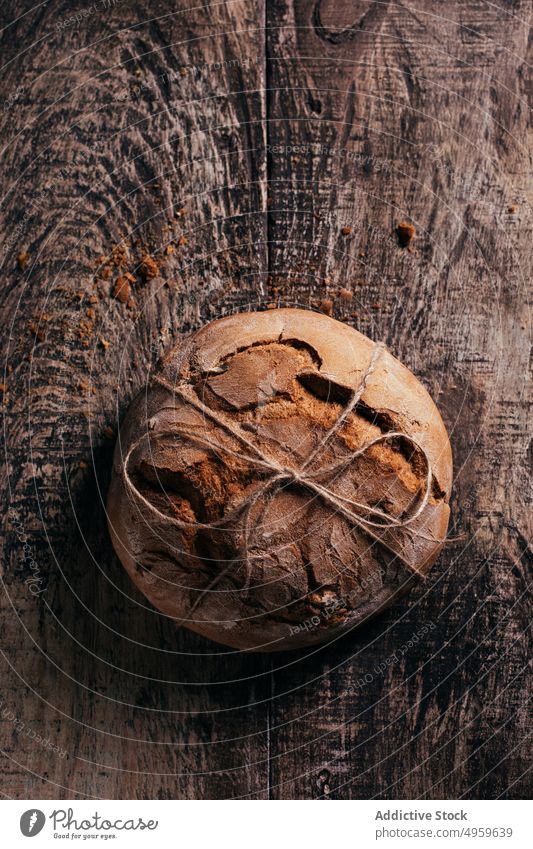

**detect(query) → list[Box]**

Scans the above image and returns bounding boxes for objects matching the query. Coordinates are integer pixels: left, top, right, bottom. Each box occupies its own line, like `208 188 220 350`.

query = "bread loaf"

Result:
107 309 452 651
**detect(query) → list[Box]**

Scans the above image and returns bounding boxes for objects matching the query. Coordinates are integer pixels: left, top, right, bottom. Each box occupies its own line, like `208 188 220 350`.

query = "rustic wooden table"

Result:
0 0 531 800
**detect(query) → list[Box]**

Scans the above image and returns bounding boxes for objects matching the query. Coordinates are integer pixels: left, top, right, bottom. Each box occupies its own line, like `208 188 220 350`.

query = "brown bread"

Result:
107 309 452 651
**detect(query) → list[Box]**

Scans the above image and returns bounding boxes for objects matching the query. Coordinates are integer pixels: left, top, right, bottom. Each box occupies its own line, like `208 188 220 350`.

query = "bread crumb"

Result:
339 288 352 301
318 298 333 316
341 226 352 236
113 276 131 303
140 254 159 279
396 221 416 248
17 250 29 270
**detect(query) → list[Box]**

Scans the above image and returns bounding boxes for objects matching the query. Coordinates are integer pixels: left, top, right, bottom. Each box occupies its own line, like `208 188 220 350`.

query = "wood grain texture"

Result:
0 0 531 800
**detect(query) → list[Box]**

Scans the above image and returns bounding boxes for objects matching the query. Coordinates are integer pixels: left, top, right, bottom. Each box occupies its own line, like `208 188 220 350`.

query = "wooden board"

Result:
0 0 531 799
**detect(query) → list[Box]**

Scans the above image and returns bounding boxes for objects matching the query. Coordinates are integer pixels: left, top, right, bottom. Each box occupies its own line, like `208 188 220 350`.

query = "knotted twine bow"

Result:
122 342 442 616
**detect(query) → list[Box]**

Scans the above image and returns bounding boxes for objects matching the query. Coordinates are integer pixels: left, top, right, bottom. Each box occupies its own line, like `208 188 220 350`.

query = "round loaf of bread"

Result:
107 309 452 651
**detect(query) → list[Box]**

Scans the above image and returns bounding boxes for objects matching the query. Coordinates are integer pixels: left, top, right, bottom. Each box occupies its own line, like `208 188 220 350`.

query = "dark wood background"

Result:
0 0 531 800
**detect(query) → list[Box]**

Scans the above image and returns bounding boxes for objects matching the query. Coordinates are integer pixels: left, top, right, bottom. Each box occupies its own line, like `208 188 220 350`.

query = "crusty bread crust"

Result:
107 309 452 651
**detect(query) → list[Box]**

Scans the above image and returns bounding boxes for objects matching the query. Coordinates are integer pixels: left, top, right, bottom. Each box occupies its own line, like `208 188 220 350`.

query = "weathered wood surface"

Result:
0 0 531 800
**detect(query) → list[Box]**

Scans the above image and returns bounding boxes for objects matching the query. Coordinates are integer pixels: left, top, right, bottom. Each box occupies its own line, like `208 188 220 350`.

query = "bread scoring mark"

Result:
275 334 323 367
212 335 323 373
297 371 447 503
191 338 323 414
297 370 352 405
204 344 305 411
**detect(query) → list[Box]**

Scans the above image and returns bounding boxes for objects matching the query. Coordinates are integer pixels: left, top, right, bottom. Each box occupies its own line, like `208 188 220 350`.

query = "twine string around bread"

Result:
121 341 442 615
